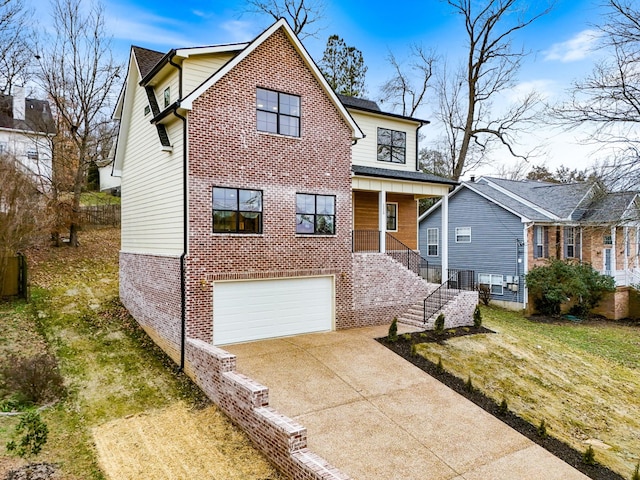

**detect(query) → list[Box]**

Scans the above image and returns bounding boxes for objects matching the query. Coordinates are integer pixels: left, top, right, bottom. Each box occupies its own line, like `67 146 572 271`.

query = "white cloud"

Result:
220 20 260 43
506 79 557 102
544 29 601 63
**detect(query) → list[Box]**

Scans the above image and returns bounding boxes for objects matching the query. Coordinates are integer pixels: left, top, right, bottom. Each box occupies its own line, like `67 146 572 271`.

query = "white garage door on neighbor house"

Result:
213 276 334 345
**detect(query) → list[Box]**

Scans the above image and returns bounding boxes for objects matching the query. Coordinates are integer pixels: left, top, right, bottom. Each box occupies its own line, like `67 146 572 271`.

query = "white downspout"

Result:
441 193 449 283
379 190 386 253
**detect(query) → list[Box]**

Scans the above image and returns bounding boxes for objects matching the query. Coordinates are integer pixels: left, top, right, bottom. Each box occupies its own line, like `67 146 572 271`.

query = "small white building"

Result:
0 86 55 191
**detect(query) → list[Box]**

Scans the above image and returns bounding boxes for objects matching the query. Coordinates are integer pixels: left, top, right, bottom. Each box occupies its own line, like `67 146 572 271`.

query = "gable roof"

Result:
337 94 381 112
0 94 56 134
179 19 363 140
581 191 639 223
131 46 165 80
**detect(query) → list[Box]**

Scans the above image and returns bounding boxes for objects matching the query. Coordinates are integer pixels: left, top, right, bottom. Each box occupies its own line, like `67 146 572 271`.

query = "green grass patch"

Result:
80 192 120 206
415 305 640 479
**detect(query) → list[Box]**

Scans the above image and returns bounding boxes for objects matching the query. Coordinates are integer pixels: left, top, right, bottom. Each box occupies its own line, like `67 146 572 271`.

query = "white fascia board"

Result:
175 43 249 58
180 19 364 140
113 52 140 173
481 177 559 220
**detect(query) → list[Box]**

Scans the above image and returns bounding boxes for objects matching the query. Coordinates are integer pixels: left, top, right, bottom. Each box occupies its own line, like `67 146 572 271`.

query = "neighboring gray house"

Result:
419 176 640 316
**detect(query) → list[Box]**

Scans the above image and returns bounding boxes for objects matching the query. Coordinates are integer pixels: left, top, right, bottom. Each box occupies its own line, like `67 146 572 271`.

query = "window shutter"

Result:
544 227 549 258
576 228 581 260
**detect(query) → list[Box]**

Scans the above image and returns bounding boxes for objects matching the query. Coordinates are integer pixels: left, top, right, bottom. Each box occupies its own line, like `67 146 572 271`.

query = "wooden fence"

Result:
79 204 121 227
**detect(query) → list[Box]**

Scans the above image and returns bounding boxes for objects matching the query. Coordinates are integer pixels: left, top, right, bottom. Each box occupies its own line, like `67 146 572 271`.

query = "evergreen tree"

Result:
319 35 367 97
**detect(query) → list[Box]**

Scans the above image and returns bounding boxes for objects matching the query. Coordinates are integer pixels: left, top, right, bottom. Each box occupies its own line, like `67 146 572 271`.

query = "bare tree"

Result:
379 46 437 117
34 0 121 247
551 0 640 190
0 0 32 93
438 0 551 181
0 153 48 284
245 0 325 39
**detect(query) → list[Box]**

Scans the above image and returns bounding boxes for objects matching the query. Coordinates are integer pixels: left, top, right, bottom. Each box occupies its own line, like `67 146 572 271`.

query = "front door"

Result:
603 248 612 276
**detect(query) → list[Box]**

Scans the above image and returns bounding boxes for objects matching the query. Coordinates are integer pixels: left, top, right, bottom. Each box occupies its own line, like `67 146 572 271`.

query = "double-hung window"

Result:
534 225 548 258
386 203 398 231
427 228 438 256
603 234 613 246
256 88 300 137
564 226 578 258
455 227 471 243
377 128 406 163
296 193 335 234
212 187 262 234
479 274 504 295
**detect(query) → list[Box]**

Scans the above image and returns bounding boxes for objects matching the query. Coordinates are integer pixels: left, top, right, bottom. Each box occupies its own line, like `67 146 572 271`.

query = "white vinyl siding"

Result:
182 53 237 94
349 110 418 172
120 70 183 254
213 277 334 345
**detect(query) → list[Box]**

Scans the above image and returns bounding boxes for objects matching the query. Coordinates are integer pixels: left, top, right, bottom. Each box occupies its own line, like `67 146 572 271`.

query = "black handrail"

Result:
385 233 423 276
423 270 476 324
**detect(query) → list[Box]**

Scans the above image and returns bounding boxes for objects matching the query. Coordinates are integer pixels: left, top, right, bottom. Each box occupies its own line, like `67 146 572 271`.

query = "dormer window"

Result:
256 88 300 137
377 128 406 164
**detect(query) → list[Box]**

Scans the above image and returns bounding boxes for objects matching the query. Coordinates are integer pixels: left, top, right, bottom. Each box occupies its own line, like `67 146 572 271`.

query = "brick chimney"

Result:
12 86 25 121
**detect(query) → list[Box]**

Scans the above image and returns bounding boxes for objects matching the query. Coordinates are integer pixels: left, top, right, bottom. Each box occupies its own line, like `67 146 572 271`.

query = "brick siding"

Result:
185 27 355 342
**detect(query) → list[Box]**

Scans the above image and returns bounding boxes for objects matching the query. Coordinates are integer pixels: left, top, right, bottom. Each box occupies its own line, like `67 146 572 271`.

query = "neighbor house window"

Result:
26 150 38 160
212 187 262 234
564 226 579 259
427 228 438 256
163 87 170 108
386 203 398 231
296 193 335 234
479 273 504 295
256 88 300 137
377 128 406 163
0 142 6 154
455 227 471 243
534 225 548 258
603 234 613 246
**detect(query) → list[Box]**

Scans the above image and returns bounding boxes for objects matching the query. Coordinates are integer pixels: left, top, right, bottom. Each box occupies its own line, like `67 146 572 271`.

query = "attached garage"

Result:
213 276 334 345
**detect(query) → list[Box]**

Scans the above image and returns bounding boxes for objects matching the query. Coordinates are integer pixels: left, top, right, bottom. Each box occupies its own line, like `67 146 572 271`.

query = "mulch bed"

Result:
377 327 625 480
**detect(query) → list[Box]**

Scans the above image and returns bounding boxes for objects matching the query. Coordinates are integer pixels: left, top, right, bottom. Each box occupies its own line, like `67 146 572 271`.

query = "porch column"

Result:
379 190 387 253
441 193 449 282
611 226 617 276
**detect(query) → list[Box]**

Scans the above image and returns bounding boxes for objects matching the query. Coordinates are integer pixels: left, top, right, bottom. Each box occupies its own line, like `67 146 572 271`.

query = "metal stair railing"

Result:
384 232 424 276
423 279 460 324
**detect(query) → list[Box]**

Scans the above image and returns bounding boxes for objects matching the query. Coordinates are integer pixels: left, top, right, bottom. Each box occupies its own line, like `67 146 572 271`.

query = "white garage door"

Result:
213 276 334 345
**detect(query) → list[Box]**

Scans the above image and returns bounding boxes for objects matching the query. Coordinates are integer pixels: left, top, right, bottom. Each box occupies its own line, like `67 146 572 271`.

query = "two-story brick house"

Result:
113 19 467 367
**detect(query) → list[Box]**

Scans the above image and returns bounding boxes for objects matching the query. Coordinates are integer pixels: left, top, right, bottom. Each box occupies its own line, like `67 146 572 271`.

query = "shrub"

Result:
402 333 412 341
410 343 418 356
525 259 616 316
388 318 398 342
498 398 508 415
478 284 491 306
434 313 445 333
537 419 548 438
632 463 639 480
473 305 482 328
583 445 596 465
0 354 65 405
436 356 444 373
465 375 474 393
6 411 49 458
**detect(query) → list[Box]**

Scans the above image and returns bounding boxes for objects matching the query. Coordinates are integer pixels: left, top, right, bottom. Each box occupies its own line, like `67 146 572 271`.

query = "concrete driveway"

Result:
225 325 589 480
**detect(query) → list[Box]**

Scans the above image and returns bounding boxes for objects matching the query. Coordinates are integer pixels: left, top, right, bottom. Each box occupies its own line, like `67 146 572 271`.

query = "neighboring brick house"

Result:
419 176 640 318
113 19 464 359
0 87 55 190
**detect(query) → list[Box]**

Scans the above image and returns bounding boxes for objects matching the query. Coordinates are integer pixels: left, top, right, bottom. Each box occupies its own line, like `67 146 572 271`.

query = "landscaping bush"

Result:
6 410 49 458
434 313 445 333
525 259 616 316
478 284 491 306
583 445 596 465
388 317 398 342
473 305 482 327
0 354 65 406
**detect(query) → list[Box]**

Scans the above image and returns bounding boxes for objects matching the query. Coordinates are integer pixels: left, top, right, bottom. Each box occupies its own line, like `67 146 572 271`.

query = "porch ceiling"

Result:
352 176 450 198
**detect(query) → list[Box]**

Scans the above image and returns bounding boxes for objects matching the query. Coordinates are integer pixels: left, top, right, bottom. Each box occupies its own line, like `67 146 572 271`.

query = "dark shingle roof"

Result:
0 94 55 134
352 165 458 186
337 94 381 112
581 191 639 223
466 181 547 221
132 46 165 79
484 177 594 219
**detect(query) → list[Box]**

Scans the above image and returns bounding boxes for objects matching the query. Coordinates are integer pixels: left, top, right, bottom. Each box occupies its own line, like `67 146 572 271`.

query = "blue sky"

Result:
34 0 610 176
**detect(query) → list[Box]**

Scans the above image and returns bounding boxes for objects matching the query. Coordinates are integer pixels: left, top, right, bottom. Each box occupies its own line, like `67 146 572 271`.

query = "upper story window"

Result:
163 87 170 108
26 150 39 160
427 228 438 256
455 227 471 243
386 203 398 231
212 187 262 234
256 88 300 137
377 128 406 164
296 193 335 235
144 105 151 116
0 142 6 154
603 234 613 246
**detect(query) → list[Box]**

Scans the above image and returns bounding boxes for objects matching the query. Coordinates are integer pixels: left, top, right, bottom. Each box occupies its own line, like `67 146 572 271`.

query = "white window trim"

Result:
386 202 398 232
427 227 438 257
479 273 504 295
455 226 471 243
